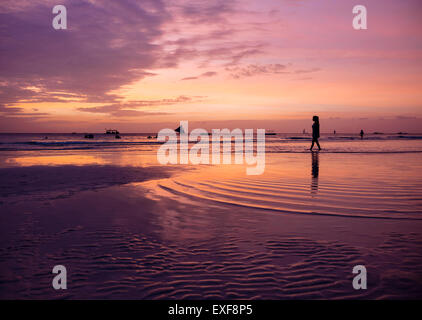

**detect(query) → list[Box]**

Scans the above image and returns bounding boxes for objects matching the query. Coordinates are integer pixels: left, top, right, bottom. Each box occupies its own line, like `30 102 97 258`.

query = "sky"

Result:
0 0 421 133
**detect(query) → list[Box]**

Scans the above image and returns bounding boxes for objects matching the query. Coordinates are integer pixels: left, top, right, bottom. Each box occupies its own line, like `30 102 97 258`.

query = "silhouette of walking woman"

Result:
310 115 321 151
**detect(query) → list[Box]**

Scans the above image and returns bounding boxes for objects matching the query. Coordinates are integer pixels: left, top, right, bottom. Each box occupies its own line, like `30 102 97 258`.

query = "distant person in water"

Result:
360 129 364 140
310 116 321 151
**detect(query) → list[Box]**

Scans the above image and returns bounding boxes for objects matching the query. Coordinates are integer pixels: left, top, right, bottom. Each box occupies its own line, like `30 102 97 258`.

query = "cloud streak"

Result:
226 64 289 78
77 95 199 117
181 71 218 81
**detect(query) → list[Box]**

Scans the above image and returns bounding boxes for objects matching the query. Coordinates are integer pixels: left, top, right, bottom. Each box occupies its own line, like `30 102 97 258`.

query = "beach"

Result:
1 133 422 299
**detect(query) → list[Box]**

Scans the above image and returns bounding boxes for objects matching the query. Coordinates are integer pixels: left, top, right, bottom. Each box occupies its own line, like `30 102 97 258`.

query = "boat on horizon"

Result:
175 125 185 134
106 129 119 134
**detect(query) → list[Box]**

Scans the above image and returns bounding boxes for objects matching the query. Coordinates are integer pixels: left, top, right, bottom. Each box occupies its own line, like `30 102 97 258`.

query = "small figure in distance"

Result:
333 130 336 135
310 115 321 151
360 129 364 140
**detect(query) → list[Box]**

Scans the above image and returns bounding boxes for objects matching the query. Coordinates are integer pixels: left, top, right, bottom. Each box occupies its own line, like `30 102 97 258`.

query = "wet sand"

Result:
1 152 422 299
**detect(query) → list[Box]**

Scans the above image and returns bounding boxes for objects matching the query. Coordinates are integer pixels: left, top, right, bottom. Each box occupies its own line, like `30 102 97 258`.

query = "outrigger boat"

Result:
265 130 276 136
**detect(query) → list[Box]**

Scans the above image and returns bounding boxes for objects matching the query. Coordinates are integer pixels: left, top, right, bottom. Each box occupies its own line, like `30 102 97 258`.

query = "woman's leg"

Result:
316 139 321 150
310 139 315 150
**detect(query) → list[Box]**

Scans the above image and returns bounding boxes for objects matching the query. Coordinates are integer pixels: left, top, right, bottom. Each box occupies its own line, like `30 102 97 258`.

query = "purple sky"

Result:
0 0 421 132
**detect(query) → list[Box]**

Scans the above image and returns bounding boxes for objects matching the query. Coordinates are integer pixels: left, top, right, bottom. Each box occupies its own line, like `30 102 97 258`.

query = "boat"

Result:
106 129 119 134
265 130 276 136
84 134 94 139
175 125 185 134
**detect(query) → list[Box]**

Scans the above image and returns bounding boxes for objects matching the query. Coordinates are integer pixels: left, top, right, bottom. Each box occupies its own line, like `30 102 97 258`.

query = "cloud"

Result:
158 42 266 70
0 95 50 117
107 110 168 117
0 0 168 109
0 0 266 114
169 0 237 25
294 68 321 74
77 95 198 117
163 30 234 47
226 64 289 78
223 63 322 79
181 71 217 81
160 1 267 68
395 115 418 120
197 45 265 67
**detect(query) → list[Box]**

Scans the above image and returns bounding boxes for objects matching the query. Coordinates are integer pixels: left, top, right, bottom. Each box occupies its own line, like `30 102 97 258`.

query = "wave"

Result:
396 135 422 140
1 133 422 153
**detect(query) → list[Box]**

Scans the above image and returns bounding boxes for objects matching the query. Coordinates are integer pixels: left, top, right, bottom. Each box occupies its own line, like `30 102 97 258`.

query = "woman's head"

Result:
313 115 319 122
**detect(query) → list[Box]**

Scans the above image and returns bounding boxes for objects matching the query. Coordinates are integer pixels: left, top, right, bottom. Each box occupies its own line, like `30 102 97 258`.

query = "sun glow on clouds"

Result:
0 0 421 132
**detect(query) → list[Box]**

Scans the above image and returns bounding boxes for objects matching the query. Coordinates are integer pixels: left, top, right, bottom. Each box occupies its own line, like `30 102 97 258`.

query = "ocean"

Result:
1 132 422 153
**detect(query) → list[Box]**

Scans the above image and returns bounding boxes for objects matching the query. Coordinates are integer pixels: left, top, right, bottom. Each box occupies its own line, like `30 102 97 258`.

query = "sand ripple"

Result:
1 219 422 299
155 176 422 220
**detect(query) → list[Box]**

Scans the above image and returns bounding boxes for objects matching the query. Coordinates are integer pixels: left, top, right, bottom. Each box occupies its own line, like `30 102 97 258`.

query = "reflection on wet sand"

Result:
5 155 106 166
1 152 422 299
0 152 161 168
311 151 319 195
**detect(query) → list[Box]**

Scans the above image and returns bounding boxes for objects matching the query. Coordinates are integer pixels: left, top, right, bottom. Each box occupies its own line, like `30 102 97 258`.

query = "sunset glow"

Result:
0 0 421 132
